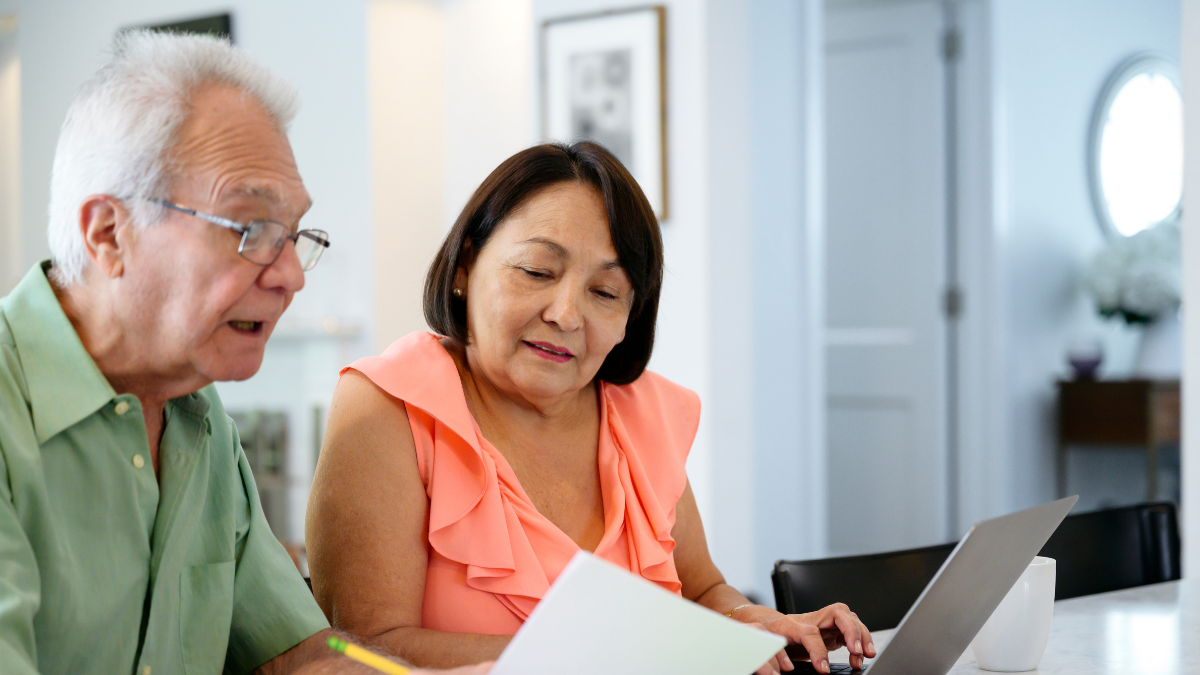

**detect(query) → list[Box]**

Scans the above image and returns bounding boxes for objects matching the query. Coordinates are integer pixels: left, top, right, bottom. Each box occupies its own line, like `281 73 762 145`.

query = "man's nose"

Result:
259 240 306 294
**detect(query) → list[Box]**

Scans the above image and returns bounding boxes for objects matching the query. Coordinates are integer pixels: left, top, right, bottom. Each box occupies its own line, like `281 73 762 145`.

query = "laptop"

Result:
790 495 1079 674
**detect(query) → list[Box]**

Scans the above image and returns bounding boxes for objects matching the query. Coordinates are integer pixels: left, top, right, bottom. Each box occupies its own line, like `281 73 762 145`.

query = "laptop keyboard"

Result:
783 662 864 674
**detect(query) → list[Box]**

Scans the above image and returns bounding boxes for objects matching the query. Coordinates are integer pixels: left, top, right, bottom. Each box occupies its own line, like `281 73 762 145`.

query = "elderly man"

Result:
0 30 487 675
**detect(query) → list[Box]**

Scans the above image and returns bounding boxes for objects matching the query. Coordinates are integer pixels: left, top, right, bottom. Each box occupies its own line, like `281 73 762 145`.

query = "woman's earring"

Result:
453 287 463 298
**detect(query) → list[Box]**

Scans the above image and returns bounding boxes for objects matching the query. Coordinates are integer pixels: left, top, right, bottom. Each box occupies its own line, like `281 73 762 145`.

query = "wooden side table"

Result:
1057 379 1180 501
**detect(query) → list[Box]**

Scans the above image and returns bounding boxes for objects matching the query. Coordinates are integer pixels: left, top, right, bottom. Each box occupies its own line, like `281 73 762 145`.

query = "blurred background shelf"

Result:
1057 379 1180 505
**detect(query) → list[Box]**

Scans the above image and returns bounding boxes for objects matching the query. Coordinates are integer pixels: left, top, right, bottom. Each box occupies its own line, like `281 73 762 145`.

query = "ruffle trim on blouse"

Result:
602 380 689 593
342 331 700 621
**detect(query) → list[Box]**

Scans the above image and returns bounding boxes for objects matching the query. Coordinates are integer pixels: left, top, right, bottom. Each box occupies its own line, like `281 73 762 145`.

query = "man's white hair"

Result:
47 29 298 286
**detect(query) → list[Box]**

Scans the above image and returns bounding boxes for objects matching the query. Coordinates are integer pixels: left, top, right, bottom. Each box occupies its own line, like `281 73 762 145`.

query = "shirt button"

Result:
142 666 151 675
114 401 130 415
132 454 145 469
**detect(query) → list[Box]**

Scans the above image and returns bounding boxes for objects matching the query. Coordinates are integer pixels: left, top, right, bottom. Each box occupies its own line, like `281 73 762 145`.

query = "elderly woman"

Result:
307 143 874 674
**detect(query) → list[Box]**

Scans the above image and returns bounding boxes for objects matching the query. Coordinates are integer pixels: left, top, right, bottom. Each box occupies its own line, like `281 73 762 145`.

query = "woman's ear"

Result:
78 195 133 279
453 267 467 297
454 240 476 293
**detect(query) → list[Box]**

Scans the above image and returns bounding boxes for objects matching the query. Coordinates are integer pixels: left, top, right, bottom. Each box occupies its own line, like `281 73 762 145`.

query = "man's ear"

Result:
78 195 131 279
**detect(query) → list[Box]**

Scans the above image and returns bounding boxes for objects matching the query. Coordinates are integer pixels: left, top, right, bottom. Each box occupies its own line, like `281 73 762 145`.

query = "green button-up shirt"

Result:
0 263 330 675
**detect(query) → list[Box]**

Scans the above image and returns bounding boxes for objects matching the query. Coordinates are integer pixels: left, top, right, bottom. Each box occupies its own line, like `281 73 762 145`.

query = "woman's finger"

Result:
819 626 846 651
826 605 864 655
856 614 876 658
774 648 793 672
778 647 794 672
794 628 830 674
755 656 780 675
748 623 781 675
763 618 828 670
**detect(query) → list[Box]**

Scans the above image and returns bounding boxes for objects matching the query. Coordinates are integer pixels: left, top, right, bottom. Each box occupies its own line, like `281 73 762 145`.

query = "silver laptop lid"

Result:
866 495 1078 675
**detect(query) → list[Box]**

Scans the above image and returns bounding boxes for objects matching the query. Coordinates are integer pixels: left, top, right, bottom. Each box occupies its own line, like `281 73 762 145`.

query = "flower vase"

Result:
1134 312 1182 379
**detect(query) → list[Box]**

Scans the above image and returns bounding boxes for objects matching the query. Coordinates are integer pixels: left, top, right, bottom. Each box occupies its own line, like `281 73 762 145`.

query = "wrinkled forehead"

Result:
169 85 310 214
222 181 311 214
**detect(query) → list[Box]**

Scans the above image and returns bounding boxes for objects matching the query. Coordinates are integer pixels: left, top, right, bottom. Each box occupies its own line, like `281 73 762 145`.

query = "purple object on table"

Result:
1066 338 1104 380
1069 355 1102 380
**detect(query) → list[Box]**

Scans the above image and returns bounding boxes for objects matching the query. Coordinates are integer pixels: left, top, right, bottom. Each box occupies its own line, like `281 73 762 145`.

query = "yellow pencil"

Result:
327 636 411 675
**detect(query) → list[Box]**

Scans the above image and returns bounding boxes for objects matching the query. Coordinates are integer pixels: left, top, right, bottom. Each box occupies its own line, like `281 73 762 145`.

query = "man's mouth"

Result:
228 320 264 334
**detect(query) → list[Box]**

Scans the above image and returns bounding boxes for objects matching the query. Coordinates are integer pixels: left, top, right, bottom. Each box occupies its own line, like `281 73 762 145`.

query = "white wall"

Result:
442 0 536 230
368 0 448 351
0 12 18 295
368 0 536 353
747 0 828 594
954 0 1008 533
703 0 757 594
1180 0 1200 581
992 0 1180 512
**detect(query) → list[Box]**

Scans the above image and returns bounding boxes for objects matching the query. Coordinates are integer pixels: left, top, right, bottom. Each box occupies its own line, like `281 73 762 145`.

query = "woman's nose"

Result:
543 286 583 331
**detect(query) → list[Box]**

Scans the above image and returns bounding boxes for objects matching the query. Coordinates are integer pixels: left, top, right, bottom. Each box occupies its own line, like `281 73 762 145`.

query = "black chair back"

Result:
1037 501 1180 600
772 501 1181 629
771 542 956 630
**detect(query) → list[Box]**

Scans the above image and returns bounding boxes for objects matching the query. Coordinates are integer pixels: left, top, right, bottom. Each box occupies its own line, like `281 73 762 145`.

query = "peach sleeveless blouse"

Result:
342 331 701 635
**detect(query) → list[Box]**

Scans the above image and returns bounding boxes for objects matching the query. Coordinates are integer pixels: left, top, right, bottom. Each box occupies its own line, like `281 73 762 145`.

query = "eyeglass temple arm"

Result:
296 230 331 249
148 198 326 252
148 198 246 234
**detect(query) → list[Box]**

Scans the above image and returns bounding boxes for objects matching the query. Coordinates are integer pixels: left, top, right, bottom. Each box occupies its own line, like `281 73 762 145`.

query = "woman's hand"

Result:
669 487 874 674
732 603 875 675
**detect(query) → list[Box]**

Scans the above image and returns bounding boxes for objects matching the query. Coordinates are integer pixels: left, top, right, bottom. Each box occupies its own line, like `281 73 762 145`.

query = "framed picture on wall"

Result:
127 13 234 42
541 6 668 219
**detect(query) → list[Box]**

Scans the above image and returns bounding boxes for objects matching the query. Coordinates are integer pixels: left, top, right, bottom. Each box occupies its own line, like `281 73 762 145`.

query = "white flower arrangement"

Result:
1084 221 1181 323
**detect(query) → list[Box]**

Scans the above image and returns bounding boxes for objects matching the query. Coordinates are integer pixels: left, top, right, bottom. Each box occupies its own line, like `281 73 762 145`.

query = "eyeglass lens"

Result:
239 220 329 271
294 231 329 271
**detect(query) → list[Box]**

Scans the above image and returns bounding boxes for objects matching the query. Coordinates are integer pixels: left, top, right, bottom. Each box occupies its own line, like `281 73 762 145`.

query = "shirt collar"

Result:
6 262 118 443
171 386 213 425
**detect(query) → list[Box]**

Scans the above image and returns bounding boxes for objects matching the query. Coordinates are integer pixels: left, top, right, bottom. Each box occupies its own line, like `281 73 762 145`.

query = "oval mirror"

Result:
1088 54 1183 238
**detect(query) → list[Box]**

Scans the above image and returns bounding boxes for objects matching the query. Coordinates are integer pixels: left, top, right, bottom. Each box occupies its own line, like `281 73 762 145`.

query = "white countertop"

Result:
828 580 1196 674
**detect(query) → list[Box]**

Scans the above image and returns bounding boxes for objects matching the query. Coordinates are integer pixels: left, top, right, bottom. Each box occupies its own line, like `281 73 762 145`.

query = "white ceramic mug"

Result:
970 556 1056 672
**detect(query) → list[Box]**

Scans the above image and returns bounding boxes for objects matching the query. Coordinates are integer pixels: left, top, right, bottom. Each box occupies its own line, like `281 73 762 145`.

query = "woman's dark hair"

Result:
424 141 664 385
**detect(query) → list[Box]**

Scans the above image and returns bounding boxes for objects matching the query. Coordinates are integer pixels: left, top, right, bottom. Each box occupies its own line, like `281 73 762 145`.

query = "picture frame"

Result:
133 13 233 42
541 6 668 220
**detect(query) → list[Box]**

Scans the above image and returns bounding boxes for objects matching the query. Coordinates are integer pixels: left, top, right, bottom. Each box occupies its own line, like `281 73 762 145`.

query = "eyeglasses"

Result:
149 198 330 271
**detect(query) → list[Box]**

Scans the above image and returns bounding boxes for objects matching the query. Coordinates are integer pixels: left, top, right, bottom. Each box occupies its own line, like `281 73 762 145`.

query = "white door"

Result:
824 0 950 555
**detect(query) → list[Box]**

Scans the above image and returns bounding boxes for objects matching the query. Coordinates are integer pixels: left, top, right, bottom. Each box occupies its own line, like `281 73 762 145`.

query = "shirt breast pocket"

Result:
179 561 235 675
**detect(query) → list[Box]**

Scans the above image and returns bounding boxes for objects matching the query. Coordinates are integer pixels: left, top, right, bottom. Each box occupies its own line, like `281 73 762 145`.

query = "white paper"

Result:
491 552 786 675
